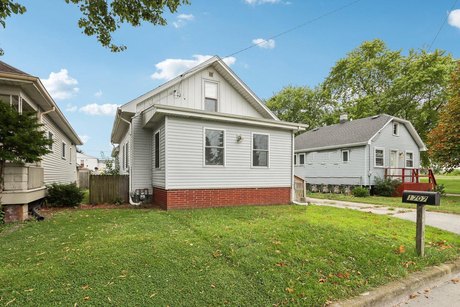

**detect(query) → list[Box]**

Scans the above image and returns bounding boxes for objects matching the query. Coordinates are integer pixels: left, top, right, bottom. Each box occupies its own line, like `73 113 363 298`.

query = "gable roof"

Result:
119 56 278 120
295 114 426 152
0 61 82 145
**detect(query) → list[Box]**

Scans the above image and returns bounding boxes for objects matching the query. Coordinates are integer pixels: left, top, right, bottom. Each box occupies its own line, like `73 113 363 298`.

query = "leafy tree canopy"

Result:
0 0 190 55
427 62 460 172
0 102 52 191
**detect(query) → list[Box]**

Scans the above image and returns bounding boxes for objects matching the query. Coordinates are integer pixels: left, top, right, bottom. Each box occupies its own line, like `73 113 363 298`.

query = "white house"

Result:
294 114 435 194
0 61 82 222
111 56 306 209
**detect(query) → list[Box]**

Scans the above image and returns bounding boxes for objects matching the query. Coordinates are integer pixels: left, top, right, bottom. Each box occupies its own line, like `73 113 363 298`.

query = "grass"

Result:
1 205 460 306
81 189 89 204
421 175 460 194
307 193 460 214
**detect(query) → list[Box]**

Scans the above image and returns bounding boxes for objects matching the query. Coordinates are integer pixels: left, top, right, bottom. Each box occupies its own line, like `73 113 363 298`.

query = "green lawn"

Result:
307 193 460 214
1 206 460 306
421 175 460 194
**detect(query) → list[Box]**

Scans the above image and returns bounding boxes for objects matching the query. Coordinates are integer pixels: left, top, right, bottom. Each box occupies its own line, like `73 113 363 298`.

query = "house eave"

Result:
295 142 368 153
142 104 306 131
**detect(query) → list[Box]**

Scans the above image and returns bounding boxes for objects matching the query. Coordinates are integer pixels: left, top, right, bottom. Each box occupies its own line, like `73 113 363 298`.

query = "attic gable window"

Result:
393 123 399 136
204 81 218 112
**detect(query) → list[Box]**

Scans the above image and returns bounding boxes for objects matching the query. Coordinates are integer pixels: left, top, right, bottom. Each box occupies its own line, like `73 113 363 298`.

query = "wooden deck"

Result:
384 168 437 196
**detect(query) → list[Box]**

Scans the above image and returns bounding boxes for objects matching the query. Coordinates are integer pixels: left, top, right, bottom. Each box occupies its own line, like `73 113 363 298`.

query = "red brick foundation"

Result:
3 204 28 223
153 187 291 210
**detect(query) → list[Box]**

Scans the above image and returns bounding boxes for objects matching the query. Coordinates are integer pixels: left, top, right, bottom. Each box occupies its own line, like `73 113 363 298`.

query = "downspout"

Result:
290 130 295 203
118 111 142 206
39 107 55 120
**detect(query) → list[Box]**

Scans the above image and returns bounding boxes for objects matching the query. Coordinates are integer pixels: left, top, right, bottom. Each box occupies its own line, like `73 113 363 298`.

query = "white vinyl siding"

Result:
165 117 292 189
295 147 365 185
135 68 263 118
130 115 152 193
41 115 77 184
62 142 67 159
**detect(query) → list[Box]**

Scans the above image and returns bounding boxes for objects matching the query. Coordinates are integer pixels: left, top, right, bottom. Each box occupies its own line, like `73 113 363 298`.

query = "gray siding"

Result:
41 115 78 184
152 121 166 188
295 146 366 185
136 68 263 118
131 115 152 192
370 120 420 184
165 117 292 189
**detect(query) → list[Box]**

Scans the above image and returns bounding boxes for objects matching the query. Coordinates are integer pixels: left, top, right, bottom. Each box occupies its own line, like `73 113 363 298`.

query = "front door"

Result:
390 150 399 177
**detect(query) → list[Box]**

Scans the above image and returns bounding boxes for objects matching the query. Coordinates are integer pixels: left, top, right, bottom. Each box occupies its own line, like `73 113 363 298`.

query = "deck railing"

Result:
384 168 436 186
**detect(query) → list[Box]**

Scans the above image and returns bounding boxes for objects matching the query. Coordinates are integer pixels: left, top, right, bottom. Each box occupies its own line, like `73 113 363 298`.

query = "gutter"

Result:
117 110 142 206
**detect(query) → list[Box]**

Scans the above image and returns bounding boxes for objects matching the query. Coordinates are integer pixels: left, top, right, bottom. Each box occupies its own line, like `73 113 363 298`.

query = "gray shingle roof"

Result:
0 61 30 76
295 114 393 151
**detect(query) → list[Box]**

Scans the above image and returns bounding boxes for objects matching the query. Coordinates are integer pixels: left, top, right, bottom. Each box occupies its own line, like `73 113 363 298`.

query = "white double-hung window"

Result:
205 128 225 166
252 133 269 167
204 81 218 112
405 151 414 168
374 147 384 167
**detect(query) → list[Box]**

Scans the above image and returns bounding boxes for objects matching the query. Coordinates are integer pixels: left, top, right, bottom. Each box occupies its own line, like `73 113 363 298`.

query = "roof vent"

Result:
371 115 380 119
339 114 348 124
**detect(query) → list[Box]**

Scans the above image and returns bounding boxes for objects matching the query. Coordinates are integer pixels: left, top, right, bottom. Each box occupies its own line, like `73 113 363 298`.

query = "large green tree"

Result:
427 62 460 172
0 0 190 54
266 86 334 130
322 39 455 142
0 102 52 192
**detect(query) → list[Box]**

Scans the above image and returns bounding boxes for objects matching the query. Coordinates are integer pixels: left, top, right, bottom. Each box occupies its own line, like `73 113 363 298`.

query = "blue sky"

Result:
1 0 460 158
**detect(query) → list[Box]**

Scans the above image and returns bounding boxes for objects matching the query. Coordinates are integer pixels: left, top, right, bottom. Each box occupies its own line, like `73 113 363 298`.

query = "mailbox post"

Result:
402 191 440 256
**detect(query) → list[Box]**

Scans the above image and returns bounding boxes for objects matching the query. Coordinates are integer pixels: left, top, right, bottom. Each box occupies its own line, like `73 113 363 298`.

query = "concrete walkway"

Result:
304 197 460 235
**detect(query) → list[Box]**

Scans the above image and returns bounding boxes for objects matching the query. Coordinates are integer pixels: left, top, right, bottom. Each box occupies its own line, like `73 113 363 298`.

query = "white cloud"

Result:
78 135 90 144
42 69 79 100
448 9 460 29
252 38 276 49
66 103 77 112
94 90 103 97
151 55 236 81
79 103 119 116
173 13 195 28
244 0 281 5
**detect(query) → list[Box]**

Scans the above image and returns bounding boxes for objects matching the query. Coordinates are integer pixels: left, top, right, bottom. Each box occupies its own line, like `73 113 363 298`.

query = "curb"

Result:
330 258 460 307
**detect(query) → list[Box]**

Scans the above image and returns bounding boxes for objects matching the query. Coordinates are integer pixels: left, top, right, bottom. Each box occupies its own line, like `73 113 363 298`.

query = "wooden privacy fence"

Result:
78 170 90 189
89 175 129 204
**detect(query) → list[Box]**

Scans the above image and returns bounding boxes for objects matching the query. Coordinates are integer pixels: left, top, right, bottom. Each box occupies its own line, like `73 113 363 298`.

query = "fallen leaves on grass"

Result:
212 250 222 258
285 287 294 294
409 293 418 299
395 245 405 254
81 285 90 290
275 262 287 267
452 278 459 284
403 261 416 268
318 278 327 283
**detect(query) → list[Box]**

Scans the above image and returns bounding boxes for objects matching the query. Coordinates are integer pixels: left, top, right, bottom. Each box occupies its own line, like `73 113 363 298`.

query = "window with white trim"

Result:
205 129 224 165
204 81 218 112
125 142 129 169
252 133 269 167
154 131 160 169
393 123 399 136
342 150 349 163
299 153 305 165
48 131 54 151
294 154 297 166
405 151 414 168
374 148 384 167
62 142 66 159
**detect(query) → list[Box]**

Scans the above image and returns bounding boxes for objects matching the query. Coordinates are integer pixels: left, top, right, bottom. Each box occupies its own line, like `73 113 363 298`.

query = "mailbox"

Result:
402 190 440 206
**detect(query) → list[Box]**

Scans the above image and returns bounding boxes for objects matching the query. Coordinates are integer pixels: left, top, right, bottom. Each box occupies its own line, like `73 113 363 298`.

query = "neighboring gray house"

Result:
111 56 306 209
0 61 82 222
294 114 427 188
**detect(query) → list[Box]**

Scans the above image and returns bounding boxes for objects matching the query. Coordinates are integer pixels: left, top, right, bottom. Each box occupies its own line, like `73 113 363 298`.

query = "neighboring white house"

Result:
0 61 82 222
111 56 306 209
294 114 432 193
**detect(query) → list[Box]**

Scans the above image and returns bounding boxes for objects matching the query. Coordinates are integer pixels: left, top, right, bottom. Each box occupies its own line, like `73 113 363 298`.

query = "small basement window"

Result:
204 81 218 112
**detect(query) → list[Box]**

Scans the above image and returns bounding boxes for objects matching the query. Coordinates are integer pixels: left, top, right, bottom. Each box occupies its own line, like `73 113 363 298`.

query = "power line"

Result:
225 0 364 58
428 0 459 51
